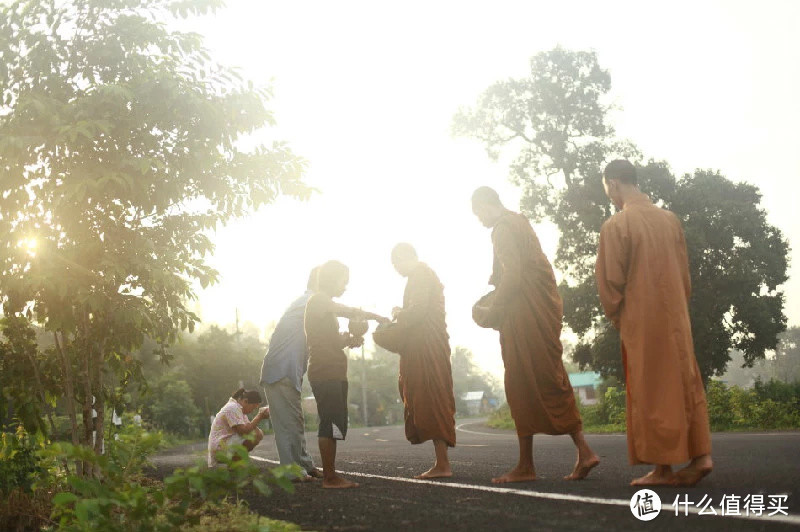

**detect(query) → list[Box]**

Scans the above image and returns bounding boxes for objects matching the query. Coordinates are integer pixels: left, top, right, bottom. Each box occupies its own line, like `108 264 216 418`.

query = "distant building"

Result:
568 372 603 405
460 391 492 416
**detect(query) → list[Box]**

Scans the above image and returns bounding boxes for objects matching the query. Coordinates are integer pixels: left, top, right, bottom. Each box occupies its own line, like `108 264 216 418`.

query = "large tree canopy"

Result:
0 0 309 464
454 48 788 382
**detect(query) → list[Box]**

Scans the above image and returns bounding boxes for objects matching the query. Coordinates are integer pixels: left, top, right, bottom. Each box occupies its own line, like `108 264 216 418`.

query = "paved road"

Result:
152 421 800 531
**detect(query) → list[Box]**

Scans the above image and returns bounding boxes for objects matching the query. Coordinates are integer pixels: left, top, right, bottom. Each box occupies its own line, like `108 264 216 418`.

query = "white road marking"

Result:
455 422 514 437
251 455 800 526
456 422 800 438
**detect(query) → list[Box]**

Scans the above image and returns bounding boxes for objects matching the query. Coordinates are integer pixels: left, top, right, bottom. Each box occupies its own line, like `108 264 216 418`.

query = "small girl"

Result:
208 388 269 467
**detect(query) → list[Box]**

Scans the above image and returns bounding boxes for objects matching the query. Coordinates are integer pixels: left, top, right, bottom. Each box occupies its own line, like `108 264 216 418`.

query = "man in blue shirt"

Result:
260 267 321 480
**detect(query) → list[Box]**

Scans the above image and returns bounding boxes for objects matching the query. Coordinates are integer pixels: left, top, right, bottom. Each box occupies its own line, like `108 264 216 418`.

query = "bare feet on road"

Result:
322 475 359 489
564 455 600 480
491 466 537 484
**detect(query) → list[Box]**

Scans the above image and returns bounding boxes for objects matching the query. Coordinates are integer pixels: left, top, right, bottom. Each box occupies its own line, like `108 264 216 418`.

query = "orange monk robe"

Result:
394 262 456 447
485 212 582 437
596 192 712 465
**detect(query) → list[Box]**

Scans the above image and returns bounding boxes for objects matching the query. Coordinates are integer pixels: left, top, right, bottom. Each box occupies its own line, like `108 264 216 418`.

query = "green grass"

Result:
486 404 625 433
179 500 302 531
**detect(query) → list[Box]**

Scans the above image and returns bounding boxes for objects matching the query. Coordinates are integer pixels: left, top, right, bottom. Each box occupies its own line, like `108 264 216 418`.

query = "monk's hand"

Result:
391 307 402 320
362 310 386 322
347 334 364 348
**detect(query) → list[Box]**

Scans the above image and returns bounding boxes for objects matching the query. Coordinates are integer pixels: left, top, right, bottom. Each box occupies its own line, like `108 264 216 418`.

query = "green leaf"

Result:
252 478 271 496
52 492 79 506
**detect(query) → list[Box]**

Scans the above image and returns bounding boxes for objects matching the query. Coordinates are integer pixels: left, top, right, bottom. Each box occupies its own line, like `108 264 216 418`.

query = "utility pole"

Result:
361 343 368 427
235 307 241 340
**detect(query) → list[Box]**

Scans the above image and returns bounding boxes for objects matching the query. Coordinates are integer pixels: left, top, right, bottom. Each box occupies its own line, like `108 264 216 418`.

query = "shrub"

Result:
0 426 59 531
45 426 302 531
0 425 45 495
148 376 202 437
577 402 606 427
707 379 799 431
706 380 734 430
486 403 515 430
602 386 626 426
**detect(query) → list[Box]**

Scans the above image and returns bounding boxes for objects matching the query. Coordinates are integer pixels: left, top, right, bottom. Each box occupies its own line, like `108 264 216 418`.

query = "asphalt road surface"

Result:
151 421 800 531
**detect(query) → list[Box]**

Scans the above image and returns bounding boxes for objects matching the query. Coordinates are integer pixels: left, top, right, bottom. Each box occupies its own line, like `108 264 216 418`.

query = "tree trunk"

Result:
54 332 80 446
24 347 57 436
92 339 105 458
79 312 95 477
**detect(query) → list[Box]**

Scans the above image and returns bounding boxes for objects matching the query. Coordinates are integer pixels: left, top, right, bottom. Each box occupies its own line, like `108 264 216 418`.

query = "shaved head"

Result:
603 160 637 185
391 242 417 263
391 242 419 277
471 186 503 208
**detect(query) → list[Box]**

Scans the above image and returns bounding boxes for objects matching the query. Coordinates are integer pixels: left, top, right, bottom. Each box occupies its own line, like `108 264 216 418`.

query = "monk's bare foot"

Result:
307 468 323 479
322 475 359 489
564 455 600 480
291 474 314 483
415 466 453 479
674 456 713 487
630 469 675 487
492 466 536 484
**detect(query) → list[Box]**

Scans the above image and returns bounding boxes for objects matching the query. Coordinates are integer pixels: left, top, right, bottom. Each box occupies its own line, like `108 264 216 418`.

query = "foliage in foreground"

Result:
0 425 303 531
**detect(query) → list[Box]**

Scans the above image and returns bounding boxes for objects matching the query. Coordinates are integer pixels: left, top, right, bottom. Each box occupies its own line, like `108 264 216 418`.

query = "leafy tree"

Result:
455 48 788 382
0 0 309 472
169 326 266 418
771 326 800 383
0 317 62 434
146 375 201 436
722 327 800 386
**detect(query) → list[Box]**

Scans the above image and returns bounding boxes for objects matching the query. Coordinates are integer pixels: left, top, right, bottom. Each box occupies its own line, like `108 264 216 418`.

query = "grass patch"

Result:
179 500 301 531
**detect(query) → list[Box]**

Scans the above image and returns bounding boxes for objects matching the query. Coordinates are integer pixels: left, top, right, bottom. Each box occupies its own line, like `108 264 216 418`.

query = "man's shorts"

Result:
311 380 349 440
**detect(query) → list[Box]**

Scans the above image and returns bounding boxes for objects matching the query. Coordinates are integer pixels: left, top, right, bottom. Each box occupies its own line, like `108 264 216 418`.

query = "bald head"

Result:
603 160 637 185
391 242 419 277
471 186 503 208
391 242 417 263
471 186 506 228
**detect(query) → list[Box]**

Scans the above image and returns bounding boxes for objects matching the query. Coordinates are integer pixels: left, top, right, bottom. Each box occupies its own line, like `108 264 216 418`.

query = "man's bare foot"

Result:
491 466 536 484
415 466 453 479
564 455 600 480
674 456 713 487
631 469 675 486
322 475 359 489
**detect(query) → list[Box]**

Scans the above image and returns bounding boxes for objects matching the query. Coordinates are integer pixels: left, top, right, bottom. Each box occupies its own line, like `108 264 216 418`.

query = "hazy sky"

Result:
185 0 800 378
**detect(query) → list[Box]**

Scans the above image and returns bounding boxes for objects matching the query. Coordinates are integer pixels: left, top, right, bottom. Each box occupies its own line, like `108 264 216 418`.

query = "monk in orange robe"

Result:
471 187 599 483
596 160 713 487
389 243 457 479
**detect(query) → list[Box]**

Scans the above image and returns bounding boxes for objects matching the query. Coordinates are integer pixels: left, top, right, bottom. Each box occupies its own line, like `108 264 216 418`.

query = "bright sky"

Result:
186 0 800 379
